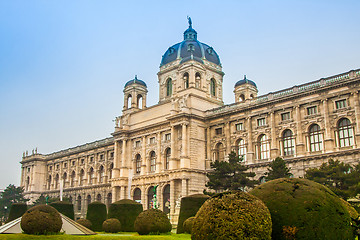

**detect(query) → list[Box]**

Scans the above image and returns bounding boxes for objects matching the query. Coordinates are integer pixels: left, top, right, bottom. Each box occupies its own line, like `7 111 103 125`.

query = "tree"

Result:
305 159 360 199
32 194 71 206
0 184 29 222
264 157 292 181
206 151 256 192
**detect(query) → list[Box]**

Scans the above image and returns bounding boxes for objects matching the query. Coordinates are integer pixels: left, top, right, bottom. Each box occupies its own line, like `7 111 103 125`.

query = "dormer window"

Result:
168 47 175 55
187 44 195 52
207 47 214 55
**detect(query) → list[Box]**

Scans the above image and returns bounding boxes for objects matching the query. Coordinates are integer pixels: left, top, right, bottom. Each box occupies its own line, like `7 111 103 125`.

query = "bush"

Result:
177 194 209 234
250 178 353 240
7 202 27 222
86 201 107 232
20 204 62 234
183 216 195 234
191 191 272 240
76 219 92 229
108 199 143 232
50 201 74 220
134 208 172 235
102 218 122 233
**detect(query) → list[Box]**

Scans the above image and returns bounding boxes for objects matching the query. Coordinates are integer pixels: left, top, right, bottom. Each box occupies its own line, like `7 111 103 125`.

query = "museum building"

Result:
20 20 360 222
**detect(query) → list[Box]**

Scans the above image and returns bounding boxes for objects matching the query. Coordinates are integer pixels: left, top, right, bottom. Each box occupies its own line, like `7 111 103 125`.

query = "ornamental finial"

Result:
187 16 192 28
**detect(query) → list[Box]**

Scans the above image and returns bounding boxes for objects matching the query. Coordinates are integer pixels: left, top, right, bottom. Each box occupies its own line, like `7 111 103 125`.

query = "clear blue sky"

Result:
0 0 359 189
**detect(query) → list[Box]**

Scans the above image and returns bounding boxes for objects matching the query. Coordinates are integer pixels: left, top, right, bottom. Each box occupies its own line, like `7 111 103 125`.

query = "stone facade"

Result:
20 21 360 223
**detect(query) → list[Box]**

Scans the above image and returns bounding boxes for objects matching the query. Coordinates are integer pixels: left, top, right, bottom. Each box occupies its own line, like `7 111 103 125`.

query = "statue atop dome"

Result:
187 16 192 28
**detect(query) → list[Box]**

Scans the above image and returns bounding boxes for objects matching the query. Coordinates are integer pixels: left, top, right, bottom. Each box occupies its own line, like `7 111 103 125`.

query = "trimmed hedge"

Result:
20 204 62 234
183 216 195 234
250 178 353 240
86 201 107 232
177 194 209 234
7 203 27 222
134 208 172 235
191 191 272 240
102 218 122 233
50 201 74 220
76 219 92 229
108 199 143 232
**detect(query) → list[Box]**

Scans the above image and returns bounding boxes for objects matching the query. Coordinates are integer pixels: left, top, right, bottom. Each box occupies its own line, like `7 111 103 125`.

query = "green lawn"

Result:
0 233 191 240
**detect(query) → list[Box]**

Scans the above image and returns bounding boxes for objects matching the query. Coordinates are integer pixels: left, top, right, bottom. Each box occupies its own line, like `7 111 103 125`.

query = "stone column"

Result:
170 180 175 215
270 111 278 159
170 126 177 170
225 121 231 154
181 179 188 197
295 105 305 155
352 91 360 146
246 117 254 163
113 141 120 179
206 127 211 169
322 99 334 152
180 123 190 168
156 132 161 173
141 136 147 174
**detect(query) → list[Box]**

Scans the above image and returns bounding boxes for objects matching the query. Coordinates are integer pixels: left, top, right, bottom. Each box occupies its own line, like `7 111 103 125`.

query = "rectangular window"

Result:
235 123 243 131
90 156 94 162
72 161 75 166
100 154 104 160
307 106 317 115
257 118 266 127
64 163 67 168
110 152 114 158
49 166 52 171
135 140 141 148
149 137 155 144
165 133 171 141
281 112 291 121
335 99 347 109
215 128 223 135
81 159 84 164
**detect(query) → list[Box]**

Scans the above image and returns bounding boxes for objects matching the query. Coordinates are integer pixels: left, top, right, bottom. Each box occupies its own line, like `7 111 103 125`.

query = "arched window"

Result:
166 78 172 96
147 186 155 209
99 166 104 183
89 167 94 185
163 184 170 215
79 169 85 186
239 94 245 102
165 148 171 170
133 188 141 203
210 78 216 96
214 142 224 161
183 72 189 89
26 176 30 191
96 194 102 202
87 195 91 207
259 134 270 159
55 174 59 189
137 95 143 109
236 139 246 161
47 175 51 190
127 94 132 109
195 72 201 88
77 195 82 211
309 124 322 152
70 171 75 187
338 118 354 147
62 172 67 188
135 154 141 174
150 151 156 172
283 129 295 156
107 192 112 207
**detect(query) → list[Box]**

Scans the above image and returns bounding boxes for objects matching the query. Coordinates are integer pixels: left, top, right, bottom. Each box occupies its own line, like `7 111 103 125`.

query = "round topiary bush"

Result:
7 202 27 222
134 208 172 235
191 191 272 240
76 218 92 229
20 204 62 234
177 194 209 234
50 201 74 220
250 178 353 240
102 218 122 233
86 201 107 232
183 216 195 234
108 199 143 232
